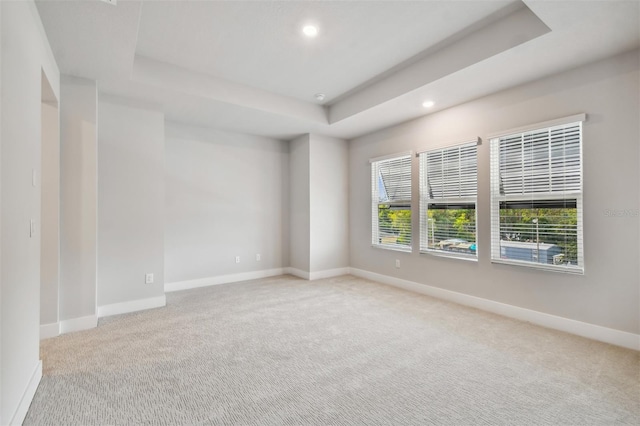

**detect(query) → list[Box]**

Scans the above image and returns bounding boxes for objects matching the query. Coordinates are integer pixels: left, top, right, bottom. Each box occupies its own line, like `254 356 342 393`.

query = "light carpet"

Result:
25 274 640 425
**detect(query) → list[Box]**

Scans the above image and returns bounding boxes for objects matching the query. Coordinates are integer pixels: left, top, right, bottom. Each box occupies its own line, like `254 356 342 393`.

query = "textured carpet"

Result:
25 274 639 425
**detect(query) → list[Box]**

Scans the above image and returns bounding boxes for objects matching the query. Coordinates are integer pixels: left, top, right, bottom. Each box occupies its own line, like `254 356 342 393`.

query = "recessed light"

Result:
315 93 326 102
303 25 319 37
422 100 435 108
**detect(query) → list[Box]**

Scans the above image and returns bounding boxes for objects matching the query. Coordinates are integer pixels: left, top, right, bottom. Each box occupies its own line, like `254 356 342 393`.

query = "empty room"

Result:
1 0 639 424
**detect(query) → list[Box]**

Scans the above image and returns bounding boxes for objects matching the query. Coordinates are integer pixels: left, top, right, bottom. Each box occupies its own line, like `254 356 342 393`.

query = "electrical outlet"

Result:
256 253 261 261
235 256 240 264
145 273 154 284
395 259 400 269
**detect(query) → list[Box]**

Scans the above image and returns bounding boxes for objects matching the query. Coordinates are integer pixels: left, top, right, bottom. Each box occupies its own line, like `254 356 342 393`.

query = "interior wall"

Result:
40 100 59 326
349 49 640 334
0 2 3 421
97 99 165 308
0 1 59 424
59 75 97 323
309 134 349 272
164 123 289 283
289 134 311 272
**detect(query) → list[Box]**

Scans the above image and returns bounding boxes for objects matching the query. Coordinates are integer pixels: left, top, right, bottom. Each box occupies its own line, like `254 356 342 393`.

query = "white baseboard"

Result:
285 267 310 280
41 315 99 339
97 295 166 318
165 268 285 292
10 360 42 426
309 267 351 280
40 322 60 340
285 267 350 281
349 268 640 351
60 315 98 334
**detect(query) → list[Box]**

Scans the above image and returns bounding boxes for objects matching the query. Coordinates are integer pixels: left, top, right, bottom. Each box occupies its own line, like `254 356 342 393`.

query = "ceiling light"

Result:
315 93 326 102
422 100 435 108
303 25 319 37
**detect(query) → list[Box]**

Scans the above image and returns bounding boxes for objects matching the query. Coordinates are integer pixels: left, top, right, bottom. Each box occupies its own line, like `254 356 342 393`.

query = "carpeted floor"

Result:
25 274 639 425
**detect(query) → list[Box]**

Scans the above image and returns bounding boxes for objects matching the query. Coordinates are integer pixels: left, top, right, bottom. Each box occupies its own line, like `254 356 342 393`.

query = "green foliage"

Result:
500 208 578 263
427 208 476 244
378 205 411 245
378 204 578 263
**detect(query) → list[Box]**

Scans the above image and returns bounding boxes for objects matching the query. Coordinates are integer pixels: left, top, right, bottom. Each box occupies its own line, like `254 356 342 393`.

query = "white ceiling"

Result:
135 0 512 104
36 0 640 140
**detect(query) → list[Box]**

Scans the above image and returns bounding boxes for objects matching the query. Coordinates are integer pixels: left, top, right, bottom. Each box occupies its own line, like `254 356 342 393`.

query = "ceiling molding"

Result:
328 3 550 124
131 55 328 125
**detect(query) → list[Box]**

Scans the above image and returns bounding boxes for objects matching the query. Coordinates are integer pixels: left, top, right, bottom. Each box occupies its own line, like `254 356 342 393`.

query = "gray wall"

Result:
0 3 3 419
309 134 349 272
40 101 59 326
288 134 349 274
59 75 97 321
0 1 59 423
289 135 311 272
349 49 639 334
97 100 165 307
164 123 289 282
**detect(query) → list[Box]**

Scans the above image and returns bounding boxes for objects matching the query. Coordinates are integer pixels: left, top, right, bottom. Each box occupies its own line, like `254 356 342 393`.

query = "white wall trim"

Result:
98 295 166 318
349 268 640 351
286 267 352 281
309 267 351 280
369 151 413 164
165 268 285 293
60 315 97 334
40 322 60 340
285 267 310 280
10 361 42 426
42 316 100 339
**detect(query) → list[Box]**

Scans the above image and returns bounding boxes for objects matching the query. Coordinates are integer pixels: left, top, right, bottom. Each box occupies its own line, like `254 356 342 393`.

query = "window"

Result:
419 141 478 259
490 115 584 273
371 153 412 251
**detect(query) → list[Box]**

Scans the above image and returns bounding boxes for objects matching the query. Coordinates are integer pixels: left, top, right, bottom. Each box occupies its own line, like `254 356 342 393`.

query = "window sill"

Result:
420 250 478 262
491 258 584 275
371 244 412 254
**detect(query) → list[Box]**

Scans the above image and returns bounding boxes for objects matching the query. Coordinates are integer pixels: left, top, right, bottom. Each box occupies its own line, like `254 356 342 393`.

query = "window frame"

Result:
489 114 585 274
370 152 413 253
419 140 479 261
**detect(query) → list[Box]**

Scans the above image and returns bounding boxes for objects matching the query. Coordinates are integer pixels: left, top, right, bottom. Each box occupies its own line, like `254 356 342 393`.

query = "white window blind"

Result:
490 120 584 273
371 154 412 251
419 142 478 258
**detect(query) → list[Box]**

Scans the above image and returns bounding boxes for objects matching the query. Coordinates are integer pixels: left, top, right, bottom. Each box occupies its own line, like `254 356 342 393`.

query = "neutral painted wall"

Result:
349 49 640 334
289 134 311 272
0 2 3 421
288 134 349 274
165 123 289 282
59 75 97 323
0 1 59 424
309 135 349 272
40 101 59 326
97 100 165 307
